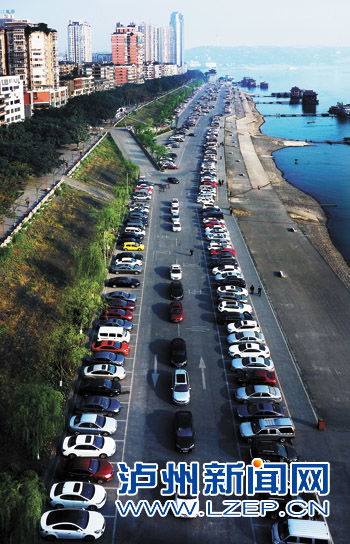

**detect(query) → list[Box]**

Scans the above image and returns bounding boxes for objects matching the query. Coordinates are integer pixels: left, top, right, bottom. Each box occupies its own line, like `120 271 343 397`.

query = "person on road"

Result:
250 284 255 295
189 249 194 256
229 207 233 215
257 287 262 296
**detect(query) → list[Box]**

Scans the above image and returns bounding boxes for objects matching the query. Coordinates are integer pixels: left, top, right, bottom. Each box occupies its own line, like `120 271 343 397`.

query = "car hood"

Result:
240 422 254 437
176 435 194 450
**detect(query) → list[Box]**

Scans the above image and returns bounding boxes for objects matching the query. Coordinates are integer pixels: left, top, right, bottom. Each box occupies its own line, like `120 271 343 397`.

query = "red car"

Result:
62 458 114 483
210 247 237 256
170 301 184 323
100 308 133 321
91 340 130 355
201 181 218 187
105 299 136 310
236 370 277 386
204 221 226 228
167 164 178 169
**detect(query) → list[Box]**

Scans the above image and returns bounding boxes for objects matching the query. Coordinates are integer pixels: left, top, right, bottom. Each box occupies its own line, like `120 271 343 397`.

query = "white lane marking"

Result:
199 357 207 390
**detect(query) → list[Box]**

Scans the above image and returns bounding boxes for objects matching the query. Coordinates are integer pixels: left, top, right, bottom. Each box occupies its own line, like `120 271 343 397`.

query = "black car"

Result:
119 232 144 241
170 337 187 367
127 216 148 225
237 402 287 420
78 378 122 398
174 411 195 453
250 440 299 463
209 256 238 267
168 153 178 159
216 277 247 288
168 177 180 184
118 236 139 245
115 252 144 261
75 395 122 416
91 352 125 366
217 311 253 324
169 281 184 300
105 277 141 289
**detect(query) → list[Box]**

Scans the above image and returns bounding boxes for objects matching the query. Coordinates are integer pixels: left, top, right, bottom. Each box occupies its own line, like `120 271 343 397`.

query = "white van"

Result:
97 326 130 344
272 519 331 544
124 226 145 235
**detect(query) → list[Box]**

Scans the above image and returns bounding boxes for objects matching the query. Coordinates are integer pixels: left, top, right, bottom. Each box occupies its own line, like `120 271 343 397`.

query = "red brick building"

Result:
111 23 144 86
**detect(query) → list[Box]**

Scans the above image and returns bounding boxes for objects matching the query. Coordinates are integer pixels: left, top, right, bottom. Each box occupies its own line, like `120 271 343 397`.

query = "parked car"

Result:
83 364 126 380
122 242 144 251
102 298 135 311
114 257 143 267
91 340 130 356
169 280 184 300
105 277 140 289
75 395 122 417
217 311 253 325
109 263 142 275
172 369 191 405
170 337 187 367
96 318 133 331
170 301 184 323
250 439 299 462
90 352 125 366
227 331 265 344
100 308 133 321
79 378 122 398
227 319 260 334
61 434 116 459
68 413 117 436
229 342 270 359
172 220 182 232
168 177 180 184
49 481 107 510
218 301 252 314
170 264 182 280
235 385 282 403
174 411 195 453
59 457 114 483
231 356 275 372
40 509 105 540
235 369 277 386
237 402 287 420
240 417 295 441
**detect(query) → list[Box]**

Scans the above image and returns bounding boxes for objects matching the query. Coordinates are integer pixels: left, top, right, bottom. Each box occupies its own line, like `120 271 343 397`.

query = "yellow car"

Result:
123 241 144 251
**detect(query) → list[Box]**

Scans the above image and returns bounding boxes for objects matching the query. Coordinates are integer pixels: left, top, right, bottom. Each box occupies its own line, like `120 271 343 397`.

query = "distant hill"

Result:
185 46 350 69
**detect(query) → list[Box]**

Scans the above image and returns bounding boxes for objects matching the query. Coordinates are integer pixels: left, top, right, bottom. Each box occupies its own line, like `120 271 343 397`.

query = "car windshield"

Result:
177 427 192 437
275 443 287 456
93 436 104 449
46 509 88 527
96 415 105 427
81 483 95 500
89 459 99 472
175 385 188 392
245 386 255 395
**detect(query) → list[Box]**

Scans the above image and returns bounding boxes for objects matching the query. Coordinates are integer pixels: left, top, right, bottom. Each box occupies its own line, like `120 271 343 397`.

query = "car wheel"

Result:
102 432 109 437
83 536 95 542
54 503 64 509
99 453 107 459
44 536 57 541
135 271 140 275
108 392 114 397
131 285 136 288
68 453 77 459
280 438 286 443
88 504 98 511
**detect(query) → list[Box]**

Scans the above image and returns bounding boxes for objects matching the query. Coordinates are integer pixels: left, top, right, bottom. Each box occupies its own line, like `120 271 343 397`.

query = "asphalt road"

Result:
47 84 344 544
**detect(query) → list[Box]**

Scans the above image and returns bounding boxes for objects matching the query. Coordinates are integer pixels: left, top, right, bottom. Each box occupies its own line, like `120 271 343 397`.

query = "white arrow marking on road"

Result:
152 354 159 388
199 357 207 390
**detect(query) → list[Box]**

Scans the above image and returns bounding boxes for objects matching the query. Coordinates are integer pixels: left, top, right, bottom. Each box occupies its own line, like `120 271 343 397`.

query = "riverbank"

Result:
238 91 350 288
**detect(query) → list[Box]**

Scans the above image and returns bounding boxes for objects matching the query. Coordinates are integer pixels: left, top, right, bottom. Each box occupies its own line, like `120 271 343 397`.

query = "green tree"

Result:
5 384 64 458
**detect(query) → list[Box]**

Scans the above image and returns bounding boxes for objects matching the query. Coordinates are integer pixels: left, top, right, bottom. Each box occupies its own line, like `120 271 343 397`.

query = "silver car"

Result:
172 369 191 405
68 413 117 436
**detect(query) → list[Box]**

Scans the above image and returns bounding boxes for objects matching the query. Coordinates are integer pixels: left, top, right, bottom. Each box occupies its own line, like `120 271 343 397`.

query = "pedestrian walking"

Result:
249 284 255 295
189 249 194 256
257 287 262 296
229 207 233 215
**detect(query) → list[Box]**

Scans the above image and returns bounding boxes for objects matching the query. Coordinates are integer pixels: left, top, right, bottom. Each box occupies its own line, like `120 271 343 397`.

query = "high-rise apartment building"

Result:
0 75 25 125
157 26 172 64
111 23 144 86
138 23 158 63
68 20 92 64
170 11 184 67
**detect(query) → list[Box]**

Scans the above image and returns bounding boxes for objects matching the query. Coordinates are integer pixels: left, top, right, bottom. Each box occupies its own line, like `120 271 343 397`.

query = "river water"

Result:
236 64 350 265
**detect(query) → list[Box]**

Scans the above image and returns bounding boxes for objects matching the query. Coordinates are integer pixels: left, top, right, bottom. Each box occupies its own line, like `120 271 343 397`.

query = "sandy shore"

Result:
238 92 350 288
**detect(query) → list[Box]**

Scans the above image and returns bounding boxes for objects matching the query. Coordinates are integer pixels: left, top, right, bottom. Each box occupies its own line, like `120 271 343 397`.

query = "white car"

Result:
206 233 230 241
83 364 126 380
49 481 107 510
61 434 116 458
229 342 270 359
40 510 105 540
171 208 179 218
218 300 251 313
215 271 243 281
227 331 266 345
217 285 247 297
172 220 182 232
235 385 282 403
212 265 241 276
227 319 261 334
172 369 191 405
207 241 233 251
69 413 117 436
231 356 275 372
115 257 143 267
174 493 200 518
170 264 182 280
171 198 179 206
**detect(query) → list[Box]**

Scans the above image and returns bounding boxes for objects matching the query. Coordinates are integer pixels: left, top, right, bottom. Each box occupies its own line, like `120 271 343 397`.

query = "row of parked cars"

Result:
39 178 156 540
196 103 332 542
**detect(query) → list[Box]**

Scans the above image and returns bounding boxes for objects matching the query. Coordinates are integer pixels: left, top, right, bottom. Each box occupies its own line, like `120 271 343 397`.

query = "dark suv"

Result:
174 411 195 453
169 281 184 300
170 337 187 367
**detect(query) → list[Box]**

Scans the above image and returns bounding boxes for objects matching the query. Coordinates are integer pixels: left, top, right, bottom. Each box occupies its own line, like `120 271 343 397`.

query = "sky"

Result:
4 0 350 53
